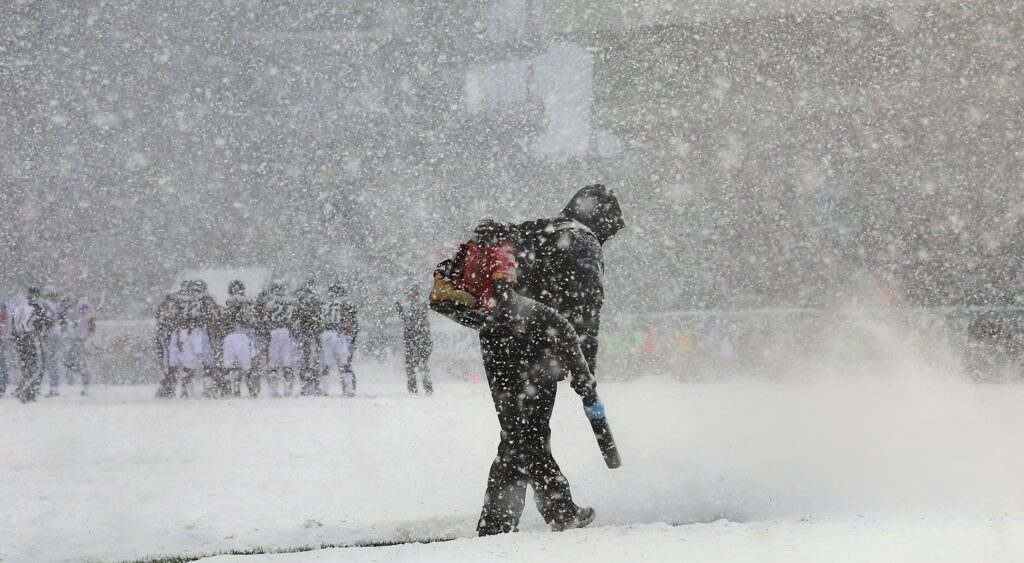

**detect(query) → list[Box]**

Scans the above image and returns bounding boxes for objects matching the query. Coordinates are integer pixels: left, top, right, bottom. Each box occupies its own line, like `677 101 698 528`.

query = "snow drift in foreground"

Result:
211 517 1024 563
2 318 1024 562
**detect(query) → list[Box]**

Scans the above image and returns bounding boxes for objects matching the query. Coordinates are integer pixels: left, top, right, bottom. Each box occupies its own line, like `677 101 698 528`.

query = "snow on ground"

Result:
3 351 1024 562
214 516 1024 563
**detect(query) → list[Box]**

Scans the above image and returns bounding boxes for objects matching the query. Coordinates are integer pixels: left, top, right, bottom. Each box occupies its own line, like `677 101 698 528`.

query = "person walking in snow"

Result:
61 294 96 396
465 184 625 535
395 286 433 395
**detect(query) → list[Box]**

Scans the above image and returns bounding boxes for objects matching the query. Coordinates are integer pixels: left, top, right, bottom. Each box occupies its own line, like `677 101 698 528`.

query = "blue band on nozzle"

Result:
584 400 605 420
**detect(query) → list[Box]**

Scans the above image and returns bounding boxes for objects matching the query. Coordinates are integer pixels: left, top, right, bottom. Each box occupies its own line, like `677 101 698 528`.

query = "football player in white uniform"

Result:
41 288 64 397
294 280 324 397
12 287 53 402
221 280 259 397
168 281 218 398
321 282 354 396
261 282 298 397
155 286 186 398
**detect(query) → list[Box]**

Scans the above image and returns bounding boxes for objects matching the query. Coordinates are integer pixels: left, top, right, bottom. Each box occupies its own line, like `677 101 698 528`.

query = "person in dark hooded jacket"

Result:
475 184 624 536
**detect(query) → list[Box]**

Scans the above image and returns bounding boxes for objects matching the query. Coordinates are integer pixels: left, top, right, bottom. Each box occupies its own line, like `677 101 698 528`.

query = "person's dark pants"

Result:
344 339 357 394
298 336 322 396
207 343 226 398
180 368 196 397
155 336 175 398
244 369 260 397
476 324 579 536
14 335 43 402
405 348 432 394
156 369 178 398
0 338 10 394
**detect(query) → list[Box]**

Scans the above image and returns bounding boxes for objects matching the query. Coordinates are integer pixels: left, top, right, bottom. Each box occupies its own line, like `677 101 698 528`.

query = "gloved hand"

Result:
429 273 477 308
583 397 606 420
571 371 597 404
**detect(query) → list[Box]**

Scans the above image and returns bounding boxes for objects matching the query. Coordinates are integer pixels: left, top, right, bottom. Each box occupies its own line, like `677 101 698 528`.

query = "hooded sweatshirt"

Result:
515 184 625 373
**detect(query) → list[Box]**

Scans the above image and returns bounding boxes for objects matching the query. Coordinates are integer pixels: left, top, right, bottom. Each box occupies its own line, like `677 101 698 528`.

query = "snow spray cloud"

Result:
580 308 1024 525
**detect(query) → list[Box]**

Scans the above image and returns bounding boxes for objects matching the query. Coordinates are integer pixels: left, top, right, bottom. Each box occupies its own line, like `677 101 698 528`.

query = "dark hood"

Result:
559 184 625 244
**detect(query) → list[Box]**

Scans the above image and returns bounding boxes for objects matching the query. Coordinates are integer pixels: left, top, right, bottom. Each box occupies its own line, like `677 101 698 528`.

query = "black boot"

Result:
550 507 596 532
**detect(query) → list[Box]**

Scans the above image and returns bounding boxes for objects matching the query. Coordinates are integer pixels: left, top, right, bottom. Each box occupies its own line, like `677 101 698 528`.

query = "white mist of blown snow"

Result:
574 311 1024 526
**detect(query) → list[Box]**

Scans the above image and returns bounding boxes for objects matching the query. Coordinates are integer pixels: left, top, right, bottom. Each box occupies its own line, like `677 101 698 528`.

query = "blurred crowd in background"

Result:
0 286 96 401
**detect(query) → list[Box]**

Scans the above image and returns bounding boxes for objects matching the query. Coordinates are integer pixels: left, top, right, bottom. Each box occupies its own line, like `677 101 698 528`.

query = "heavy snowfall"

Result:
2 0 1024 562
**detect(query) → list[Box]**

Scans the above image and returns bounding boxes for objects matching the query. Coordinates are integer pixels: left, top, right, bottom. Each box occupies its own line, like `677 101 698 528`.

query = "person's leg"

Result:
254 336 266 396
420 353 433 395
302 337 322 396
319 332 333 396
223 365 238 396
157 333 177 398
310 337 325 396
283 333 297 396
78 344 93 395
66 341 92 395
63 342 77 389
477 327 531 536
44 336 61 396
241 335 260 398
519 378 580 527
297 337 310 396
13 339 28 399
336 334 353 397
519 315 596 529
28 338 44 398
156 366 178 398
0 339 10 395
245 368 259 397
180 369 194 398
202 332 220 398
282 368 295 396
345 337 357 394
268 368 281 397
405 347 418 393
15 337 41 401
268 330 283 397
340 337 355 396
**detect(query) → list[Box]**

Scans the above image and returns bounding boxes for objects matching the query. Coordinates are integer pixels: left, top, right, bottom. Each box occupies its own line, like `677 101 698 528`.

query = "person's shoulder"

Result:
540 218 599 253
517 218 557 236
553 217 598 239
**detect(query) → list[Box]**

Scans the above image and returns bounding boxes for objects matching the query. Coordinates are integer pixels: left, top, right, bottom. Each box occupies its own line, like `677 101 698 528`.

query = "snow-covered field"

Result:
4 352 1024 562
